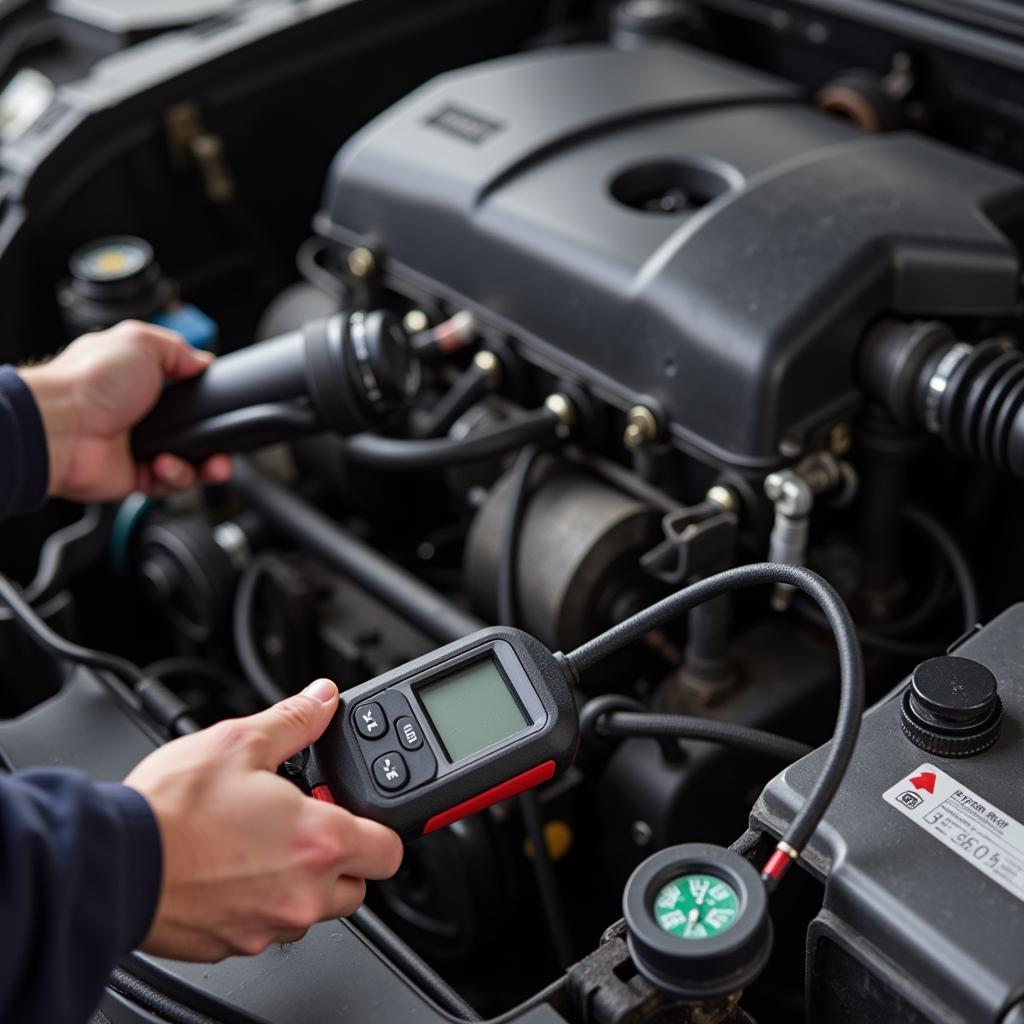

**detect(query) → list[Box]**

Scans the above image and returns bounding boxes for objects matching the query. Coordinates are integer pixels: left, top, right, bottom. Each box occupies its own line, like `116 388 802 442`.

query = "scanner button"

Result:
355 702 387 740
395 716 423 751
372 752 409 792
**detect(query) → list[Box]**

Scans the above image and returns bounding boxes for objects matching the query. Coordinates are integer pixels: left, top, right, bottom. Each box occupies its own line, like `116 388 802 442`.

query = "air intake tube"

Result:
132 309 420 462
859 319 1024 476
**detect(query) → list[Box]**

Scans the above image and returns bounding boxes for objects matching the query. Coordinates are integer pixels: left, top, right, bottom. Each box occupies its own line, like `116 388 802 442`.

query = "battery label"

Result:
883 763 1024 902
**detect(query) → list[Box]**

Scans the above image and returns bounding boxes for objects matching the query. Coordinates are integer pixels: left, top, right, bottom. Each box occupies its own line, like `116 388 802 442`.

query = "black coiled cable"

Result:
0 572 199 735
593 710 812 763
232 554 289 706
561 563 864 883
494 443 575 969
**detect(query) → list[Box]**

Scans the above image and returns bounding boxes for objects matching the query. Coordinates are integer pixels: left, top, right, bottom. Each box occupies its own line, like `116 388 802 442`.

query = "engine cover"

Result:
318 44 1024 471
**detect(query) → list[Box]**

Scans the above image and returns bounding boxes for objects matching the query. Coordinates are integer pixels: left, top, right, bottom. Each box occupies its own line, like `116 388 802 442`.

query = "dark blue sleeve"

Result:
0 365 49 521
0 770 163 1024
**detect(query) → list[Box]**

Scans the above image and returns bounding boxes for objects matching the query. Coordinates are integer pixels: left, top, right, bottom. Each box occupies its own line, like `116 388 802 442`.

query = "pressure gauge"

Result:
623 844 772 1001
653 872 740 940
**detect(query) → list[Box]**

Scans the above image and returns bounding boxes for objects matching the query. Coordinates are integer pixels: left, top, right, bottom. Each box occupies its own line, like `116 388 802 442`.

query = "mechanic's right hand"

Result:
20 320 231 502
124 678 403 961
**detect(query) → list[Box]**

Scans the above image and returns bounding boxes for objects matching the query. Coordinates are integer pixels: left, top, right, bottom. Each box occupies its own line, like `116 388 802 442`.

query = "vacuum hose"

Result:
132 310 420 462
860 319 1024 476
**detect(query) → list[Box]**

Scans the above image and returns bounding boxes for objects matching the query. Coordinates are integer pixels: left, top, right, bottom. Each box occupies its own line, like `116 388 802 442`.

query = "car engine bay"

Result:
3 1 1024 1022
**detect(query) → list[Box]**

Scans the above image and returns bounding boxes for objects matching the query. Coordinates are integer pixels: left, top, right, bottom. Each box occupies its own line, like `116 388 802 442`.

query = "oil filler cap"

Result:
623 844 772 1001
901 656 1002 758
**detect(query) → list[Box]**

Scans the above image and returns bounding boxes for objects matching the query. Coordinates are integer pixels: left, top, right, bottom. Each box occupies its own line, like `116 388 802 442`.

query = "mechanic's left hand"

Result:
21 320 232 502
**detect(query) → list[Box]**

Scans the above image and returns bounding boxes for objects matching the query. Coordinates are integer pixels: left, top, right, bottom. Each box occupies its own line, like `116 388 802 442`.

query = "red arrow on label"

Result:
910 771 936 794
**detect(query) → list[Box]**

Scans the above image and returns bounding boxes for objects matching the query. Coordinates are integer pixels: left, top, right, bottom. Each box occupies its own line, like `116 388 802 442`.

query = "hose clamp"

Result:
924 342 972 434
347 311 384 410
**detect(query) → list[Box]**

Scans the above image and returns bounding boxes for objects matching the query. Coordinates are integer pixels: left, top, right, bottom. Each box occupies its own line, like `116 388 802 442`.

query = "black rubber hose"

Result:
562 563 864 862
135 400 320 463
904 504 980 630
230 459 483 643
564 446 679 513
869 559 947 636
793 595 947 659
20 504 111 606
488 976 567 1024
494 443 574 969
108 967 219 1024
794 504 977 656
596 711 812 763
0 572 144 687
143 656 246 692
350 907 480 1021
0 573 199 735
518 787 574 968
232 554 289 706
344 406 559 471
496 444 545 626
415 364 490 439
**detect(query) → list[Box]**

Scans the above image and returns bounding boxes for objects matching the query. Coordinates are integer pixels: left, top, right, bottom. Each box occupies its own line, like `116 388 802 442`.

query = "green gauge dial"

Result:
653 873 739 940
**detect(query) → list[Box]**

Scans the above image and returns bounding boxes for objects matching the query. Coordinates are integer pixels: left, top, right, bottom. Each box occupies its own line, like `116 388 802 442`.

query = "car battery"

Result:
753 603 1024 1024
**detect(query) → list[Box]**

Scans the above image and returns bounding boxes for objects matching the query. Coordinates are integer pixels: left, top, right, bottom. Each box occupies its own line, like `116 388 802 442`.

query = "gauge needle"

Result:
688 908 700 926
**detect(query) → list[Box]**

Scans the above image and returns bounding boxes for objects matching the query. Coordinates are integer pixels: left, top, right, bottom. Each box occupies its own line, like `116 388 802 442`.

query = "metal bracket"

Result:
21 504 115 606
566 919 748 1024
640 502 738 586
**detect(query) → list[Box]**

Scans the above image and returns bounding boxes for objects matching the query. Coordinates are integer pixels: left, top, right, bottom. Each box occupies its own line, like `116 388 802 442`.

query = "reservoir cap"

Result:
901 656 1002 758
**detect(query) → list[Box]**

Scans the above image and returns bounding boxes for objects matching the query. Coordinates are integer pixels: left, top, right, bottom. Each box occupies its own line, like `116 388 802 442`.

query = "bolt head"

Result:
472 350 501 386
347 246 377 279
778 434 803 459
624 405 658 450
707 484 738 513
623 422 645 450
403 309 429 334
829 422 852 456
545 393 577 435
630 820 653 847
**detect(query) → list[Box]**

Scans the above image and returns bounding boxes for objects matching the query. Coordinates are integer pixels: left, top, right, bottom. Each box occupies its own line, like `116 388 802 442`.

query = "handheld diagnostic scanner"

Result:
311 627 578 840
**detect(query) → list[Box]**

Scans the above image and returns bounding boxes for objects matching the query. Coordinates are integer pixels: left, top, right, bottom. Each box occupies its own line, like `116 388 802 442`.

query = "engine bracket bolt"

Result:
829 422 852 456
630 820 654 847
473 350 502 388
706 484 739 514
624 405 659 450
778 433 803 459
402 309 429 334
545 393 577 436
347 246 377 280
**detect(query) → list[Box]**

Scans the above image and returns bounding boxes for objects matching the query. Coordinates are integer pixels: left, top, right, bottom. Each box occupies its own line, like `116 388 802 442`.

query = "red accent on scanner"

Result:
422 760 556 834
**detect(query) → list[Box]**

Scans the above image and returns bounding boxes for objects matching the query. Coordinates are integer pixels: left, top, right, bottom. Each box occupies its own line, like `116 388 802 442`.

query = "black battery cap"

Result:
900 656 1002 758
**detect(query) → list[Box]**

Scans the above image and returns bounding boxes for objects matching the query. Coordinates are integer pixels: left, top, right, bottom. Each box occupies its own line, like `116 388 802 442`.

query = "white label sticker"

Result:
883 763 1024 902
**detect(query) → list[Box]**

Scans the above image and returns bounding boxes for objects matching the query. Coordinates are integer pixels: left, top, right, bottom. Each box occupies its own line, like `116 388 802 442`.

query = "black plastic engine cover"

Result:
318 44 1024 471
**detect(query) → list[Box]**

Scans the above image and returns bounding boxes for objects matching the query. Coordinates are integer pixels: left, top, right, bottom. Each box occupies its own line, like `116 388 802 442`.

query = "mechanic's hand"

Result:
125 678 403 962
20 320 232 501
